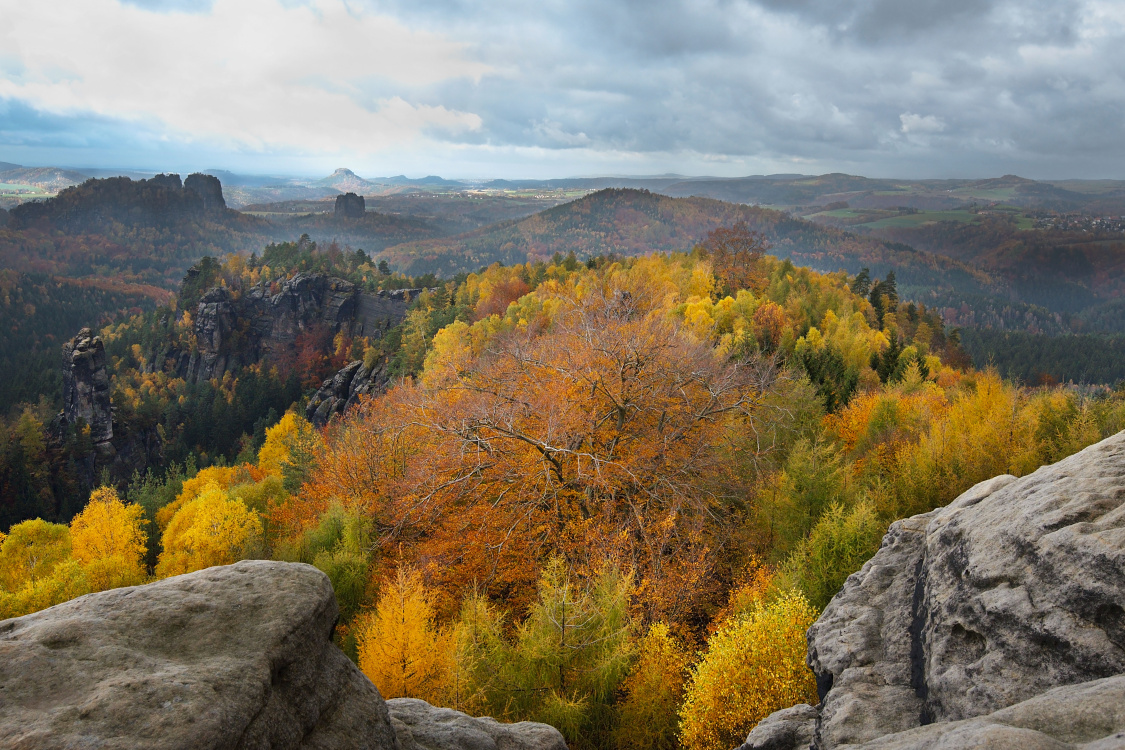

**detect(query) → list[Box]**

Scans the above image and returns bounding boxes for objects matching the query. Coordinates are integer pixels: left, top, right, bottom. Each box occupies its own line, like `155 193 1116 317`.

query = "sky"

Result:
1 0 1123 180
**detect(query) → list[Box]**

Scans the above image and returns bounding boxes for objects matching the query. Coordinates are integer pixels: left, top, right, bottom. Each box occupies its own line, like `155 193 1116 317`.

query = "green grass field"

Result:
860 210 983 228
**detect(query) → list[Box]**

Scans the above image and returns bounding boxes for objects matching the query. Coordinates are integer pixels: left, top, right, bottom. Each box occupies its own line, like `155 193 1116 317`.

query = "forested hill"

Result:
383 187 996 302
1 173 273 290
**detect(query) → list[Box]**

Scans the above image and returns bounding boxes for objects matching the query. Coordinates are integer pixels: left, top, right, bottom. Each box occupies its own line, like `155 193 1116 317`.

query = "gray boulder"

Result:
854 674 1125 749
386 698 567 750
0 560 399 749
751 430 1125 749
739 704 818 750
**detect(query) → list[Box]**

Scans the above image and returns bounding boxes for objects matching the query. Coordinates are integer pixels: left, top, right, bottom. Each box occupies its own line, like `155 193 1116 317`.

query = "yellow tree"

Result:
0 519 89 618
679 590 819 750
156 483 262 577
0 519 72 592
614 622 690 750
356 567 451 703
258 411 321 491
70 486 147 591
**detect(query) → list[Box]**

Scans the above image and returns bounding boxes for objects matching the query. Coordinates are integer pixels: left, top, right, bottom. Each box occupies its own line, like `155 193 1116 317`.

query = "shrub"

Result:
679 590 818 750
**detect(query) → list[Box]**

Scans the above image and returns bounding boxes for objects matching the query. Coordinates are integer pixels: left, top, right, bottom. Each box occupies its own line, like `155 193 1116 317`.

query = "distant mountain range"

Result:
5 161 1125 213
3 167 1123 338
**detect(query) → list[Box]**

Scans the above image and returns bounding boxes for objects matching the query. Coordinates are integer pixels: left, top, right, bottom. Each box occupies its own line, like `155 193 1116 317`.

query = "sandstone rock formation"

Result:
9 172 229 230
387 698 567 750
0 560 398 749
743 430 1125 750
336 192 366 219
60 327 113 444
185 172 227 212
169 272 423 384
305 357 388 426
0 561 564 750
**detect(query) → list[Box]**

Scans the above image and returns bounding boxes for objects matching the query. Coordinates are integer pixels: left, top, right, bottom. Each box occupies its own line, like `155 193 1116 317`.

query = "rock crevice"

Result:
745 432 1125 750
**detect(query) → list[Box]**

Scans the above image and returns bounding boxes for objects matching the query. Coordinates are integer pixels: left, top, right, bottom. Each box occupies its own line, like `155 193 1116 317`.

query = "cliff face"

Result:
335 191 366 218
167 273 421 384
743 430 1125 750
305 357 388 426
53 328 162 495
8 172 229 231
60 328 113 445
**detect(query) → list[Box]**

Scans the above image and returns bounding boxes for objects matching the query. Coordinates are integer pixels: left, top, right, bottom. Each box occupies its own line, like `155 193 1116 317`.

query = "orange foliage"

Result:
303 275 768 626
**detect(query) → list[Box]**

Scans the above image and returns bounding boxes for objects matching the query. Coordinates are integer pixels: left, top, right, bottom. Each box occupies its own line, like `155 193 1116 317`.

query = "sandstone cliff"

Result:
9 172 230 231
52 328 163 493
305 357 389 425
60 327 112 445
161 273 422 385
742 430 1125 750
0 560 565 750
335 191 366 219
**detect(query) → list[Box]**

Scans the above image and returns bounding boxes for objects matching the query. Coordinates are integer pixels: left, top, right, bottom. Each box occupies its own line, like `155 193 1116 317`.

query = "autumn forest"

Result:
1 208 1123 750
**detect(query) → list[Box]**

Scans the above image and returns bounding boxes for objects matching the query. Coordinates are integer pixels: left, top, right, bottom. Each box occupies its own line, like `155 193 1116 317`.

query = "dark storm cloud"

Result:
360 0 1125 176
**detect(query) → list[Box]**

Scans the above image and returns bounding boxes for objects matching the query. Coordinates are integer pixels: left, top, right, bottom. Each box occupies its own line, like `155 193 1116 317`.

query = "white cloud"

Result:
0 0 487 153
900 112 946 134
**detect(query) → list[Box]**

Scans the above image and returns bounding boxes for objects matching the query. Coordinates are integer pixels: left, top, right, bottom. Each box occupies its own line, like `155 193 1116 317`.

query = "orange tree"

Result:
304 270 775 627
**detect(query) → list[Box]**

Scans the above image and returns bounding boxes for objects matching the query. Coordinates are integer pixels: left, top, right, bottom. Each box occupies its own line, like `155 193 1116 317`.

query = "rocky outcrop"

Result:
842 675 1125 749
741 704 818 750
336 191 366 218
175 273 424 383
745 430 1125 750
305 357 389 426
60 327 112 444
0 560 399 749
52 329 162 494
387 699 567 750
0 561 568 750
9 173 229 230
184 172 226 212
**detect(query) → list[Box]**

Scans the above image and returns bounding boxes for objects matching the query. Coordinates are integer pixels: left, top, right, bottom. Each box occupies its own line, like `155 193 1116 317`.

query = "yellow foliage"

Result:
0 521 90 619
156 483 262 578
679 591 819 750
70 486 147 591
0 559 90 620
0 518 72 592
156 465 250 531
614 623 690 750
258 411 317 478
356 568 452 703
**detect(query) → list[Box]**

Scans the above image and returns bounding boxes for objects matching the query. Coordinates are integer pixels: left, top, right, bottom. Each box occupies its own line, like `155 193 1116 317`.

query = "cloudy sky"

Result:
1 0 1123 179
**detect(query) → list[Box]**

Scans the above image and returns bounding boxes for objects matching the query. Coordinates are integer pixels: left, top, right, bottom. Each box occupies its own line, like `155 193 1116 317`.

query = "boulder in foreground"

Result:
0 560 398 749
744 429 1125 749
387 698 567 750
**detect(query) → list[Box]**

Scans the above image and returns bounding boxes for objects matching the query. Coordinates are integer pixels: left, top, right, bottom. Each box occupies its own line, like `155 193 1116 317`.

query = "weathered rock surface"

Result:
184 172 226 212
0 560 399 749
171 272 423 383
306 357 389 426
852 674 1125 749
336 192 366 218
387 698 567 750
749 430 1125 750
740 704 818 750
9 172 229 231
60 327 113 444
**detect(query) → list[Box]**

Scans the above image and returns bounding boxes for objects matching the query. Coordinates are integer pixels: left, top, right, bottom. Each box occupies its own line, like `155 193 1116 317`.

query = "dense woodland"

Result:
2 225 1123 750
